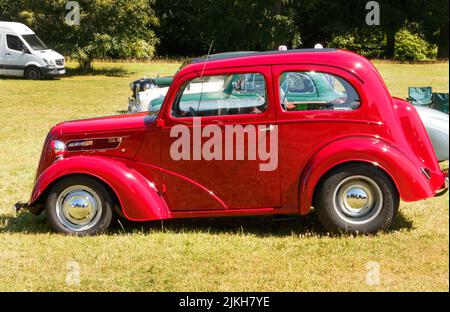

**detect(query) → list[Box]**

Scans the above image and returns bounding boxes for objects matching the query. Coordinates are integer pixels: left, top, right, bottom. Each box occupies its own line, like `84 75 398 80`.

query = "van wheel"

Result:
24 66 42 80
46 175 113 235
315 164 399 234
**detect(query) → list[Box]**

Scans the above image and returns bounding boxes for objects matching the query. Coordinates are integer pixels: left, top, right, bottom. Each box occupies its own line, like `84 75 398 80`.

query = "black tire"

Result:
46 175 113 235
315 164 399 234
24 66 42 80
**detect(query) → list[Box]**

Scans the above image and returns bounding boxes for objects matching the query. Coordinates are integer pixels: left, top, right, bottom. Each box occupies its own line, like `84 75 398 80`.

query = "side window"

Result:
279 72 360 111
172 73 267 117
6 35 24 52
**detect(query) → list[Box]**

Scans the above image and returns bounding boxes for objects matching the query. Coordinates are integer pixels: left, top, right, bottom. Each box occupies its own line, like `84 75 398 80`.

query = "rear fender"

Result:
299 136 435 215
30 156 170 221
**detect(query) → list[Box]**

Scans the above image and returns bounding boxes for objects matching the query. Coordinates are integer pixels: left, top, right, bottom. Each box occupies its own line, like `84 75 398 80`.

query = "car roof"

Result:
0 22 35 35
179 48 371 84
192 48 337 63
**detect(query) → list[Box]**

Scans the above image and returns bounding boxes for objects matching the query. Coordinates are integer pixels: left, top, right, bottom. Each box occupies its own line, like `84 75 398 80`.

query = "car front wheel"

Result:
24 66 42 80
315 164 399 234
46 175 113 235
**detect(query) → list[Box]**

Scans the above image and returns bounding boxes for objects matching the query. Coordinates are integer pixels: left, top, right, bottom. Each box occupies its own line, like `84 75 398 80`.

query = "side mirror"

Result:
22 46 30 54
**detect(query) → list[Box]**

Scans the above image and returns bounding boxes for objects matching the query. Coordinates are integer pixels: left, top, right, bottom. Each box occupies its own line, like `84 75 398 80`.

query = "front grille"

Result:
55 59 65 66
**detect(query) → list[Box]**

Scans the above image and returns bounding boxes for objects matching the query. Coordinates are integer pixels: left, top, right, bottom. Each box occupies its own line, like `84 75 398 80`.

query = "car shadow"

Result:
64 67 134 78
0 209 414 237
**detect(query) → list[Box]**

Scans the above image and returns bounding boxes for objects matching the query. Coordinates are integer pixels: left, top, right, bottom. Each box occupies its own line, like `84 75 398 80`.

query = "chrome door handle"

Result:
259 125 274 132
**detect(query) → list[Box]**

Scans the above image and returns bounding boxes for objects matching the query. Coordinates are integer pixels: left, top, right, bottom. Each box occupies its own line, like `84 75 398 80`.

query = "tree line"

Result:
0 0 448 69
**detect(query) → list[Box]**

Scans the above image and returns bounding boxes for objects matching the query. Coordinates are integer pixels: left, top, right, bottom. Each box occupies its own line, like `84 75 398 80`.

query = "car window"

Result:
279 72 360 111
6 35 25 52
172 73 267 117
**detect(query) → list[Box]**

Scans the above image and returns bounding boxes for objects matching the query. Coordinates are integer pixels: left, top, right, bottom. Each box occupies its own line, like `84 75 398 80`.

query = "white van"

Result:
0 22 65 79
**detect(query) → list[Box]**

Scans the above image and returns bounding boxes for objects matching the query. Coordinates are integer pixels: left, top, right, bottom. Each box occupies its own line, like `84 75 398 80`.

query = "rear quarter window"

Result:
279 71 360 112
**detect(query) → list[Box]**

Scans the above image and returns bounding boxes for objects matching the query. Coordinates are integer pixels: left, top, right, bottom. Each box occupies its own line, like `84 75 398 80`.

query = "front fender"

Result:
30 156 170 221
299 137 436 215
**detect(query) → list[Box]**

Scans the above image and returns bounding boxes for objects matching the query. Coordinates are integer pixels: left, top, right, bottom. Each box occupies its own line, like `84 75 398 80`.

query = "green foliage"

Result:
329 28 437 61
1 0 447 60
2 0 159 69
155 0 300 56
394 29 437 61
328 30 386 59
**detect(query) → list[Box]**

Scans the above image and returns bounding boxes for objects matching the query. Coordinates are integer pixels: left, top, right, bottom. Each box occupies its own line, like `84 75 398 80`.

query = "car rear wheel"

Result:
315 164 399 234
46 175 113 235
24 66 42 80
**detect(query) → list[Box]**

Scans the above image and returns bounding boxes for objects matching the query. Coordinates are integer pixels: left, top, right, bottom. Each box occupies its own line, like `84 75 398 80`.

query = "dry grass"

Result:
0 60 448 291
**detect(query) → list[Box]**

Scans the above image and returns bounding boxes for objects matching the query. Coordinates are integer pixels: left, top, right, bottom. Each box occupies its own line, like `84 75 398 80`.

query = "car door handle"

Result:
5 53 11 56
259 125 274 132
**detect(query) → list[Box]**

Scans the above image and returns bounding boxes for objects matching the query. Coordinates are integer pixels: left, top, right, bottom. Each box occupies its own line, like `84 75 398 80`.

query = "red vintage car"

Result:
19 49 448 235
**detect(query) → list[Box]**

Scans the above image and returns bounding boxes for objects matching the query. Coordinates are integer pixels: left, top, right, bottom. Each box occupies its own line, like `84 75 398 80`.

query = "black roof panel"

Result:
192 48 337 63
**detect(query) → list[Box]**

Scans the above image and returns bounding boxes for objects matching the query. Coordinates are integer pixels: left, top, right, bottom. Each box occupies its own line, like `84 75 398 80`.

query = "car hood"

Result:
34 49 64 60
415 106 449 134
52 112 156 136
415 106 449 124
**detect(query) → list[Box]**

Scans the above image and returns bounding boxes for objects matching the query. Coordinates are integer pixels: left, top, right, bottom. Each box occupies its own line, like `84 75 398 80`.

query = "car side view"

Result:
17 49 448 235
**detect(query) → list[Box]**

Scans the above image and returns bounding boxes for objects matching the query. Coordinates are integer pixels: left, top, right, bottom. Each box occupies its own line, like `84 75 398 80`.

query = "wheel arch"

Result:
298 136 434 215
29 156 171 221
311 161 399 209
31 173 122 216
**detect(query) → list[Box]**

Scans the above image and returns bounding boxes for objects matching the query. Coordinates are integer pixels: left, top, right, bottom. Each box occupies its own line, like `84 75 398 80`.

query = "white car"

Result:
0 22 65 79
415 106 449 162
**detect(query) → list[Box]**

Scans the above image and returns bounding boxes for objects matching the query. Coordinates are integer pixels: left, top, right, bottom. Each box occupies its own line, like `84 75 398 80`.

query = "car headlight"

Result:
43 59 56 66
50 140 66 159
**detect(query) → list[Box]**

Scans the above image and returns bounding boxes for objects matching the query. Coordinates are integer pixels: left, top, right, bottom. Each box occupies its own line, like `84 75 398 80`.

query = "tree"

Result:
420 0 449 58
4 0 159 69
155 0 300 56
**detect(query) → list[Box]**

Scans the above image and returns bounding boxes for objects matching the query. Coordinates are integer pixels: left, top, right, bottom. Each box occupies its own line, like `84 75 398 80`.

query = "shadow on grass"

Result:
65 66 135 78
0 66 134 80
0 209 414 237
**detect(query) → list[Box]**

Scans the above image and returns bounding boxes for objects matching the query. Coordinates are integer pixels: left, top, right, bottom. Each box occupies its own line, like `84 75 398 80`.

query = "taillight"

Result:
66 137 122 152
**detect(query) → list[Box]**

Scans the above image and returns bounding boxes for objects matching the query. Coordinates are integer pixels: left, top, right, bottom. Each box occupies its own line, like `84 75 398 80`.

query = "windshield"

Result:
21 34 48 50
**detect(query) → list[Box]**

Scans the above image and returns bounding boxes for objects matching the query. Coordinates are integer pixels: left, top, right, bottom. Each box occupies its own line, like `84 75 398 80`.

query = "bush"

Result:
328 30 386 58
394 29 437 61
329 28 437 61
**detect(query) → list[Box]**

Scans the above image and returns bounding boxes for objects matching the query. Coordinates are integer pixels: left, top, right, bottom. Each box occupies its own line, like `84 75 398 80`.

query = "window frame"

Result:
170 71 270 120
280 72 317 96
6 34 26 52
278 70 361 113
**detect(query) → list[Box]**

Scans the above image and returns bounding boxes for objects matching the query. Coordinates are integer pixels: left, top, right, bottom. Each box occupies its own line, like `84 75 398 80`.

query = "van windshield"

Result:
22 34 48 50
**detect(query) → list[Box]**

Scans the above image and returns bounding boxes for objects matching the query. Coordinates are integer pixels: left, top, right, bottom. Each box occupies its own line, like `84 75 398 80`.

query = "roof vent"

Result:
278 45 288 51
314 43 324 49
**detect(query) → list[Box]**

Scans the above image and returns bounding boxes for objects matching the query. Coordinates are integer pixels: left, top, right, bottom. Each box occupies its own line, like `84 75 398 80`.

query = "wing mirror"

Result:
22 46 31 54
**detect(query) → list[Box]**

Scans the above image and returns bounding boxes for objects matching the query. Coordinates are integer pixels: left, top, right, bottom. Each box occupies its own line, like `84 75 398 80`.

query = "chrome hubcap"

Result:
333 175 383 225
56 185 102 231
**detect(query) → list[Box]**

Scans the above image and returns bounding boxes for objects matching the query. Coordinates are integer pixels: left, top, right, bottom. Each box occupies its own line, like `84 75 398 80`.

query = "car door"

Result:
272 64 365 210
0 34 6 75
4 34 28 77
159 66 281 211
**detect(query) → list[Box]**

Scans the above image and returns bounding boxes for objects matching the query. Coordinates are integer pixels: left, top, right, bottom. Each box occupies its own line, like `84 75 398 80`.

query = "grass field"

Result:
0 60 448 291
